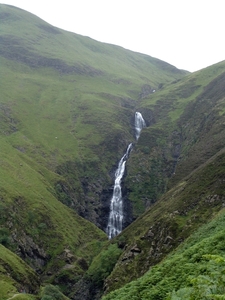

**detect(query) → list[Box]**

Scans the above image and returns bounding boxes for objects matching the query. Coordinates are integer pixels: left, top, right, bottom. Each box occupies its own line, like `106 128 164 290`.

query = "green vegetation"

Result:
0 3 188 297
40 284 69 300
0 244 39 299
168 255 225 299
1 3 225 300
103 210 225 300
87 244 122 286
0 3 188 230
126 61 225 218
103 149 225 293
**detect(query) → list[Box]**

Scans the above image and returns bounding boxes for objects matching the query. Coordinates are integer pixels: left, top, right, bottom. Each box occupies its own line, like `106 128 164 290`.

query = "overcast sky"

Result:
1 0 225 72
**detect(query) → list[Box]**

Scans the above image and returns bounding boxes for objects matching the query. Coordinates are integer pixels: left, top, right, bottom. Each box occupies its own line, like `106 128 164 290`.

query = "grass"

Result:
1 3 225 299
0 244 39 299
102 148 225 294
124 60 225 218
103 187 225 299
1 3 187 296
103 209 225 299
0 133 107 292
0 4 189 248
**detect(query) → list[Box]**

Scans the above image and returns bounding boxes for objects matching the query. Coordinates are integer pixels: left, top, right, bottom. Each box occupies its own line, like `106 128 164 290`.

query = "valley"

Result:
0 4 225 300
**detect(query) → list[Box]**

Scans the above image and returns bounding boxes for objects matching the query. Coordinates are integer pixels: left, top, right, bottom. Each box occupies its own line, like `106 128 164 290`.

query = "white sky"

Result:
1 0 225 72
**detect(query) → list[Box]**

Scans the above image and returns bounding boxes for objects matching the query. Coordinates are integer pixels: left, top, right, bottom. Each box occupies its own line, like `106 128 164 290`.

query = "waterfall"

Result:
106 143 132 239
106 112 146 239
135 112 146 140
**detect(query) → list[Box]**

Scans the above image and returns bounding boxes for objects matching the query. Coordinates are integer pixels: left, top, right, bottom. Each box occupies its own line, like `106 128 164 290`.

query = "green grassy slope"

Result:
0 244 39 299
102 146 225 298
125 60 225 217
0 5 187 85
0 3 190 298
2 4 225 299
0 4 188 229
103 208 225 300
96 61 225 294
0 132 107 295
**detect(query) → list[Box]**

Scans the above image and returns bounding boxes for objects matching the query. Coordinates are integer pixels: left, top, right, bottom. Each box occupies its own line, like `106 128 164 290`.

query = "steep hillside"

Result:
0 4 188 230
0 244 39 299
103 206 225 299
1 4 225 300
0 3 190 298
102 145 225 294
91 61 225 297
102 141 225 299
125 61 225 217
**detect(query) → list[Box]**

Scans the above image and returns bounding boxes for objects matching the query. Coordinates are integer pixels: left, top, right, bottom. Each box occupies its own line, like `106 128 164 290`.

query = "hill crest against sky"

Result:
2 0 225 72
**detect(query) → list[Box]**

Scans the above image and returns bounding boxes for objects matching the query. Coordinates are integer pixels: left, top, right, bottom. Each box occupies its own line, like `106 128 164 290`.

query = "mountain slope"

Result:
0 5 187 84
2 4 225 300
0 244 39 299
103 207 225 300
102 137 225 296
125 60 225 217
0 3 190 298
91 60 225 296
0 3 188 230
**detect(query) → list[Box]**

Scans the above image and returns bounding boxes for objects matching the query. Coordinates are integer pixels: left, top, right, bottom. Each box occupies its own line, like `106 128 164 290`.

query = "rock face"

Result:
70 278 103 300
55 173 112 231
122 188 135 229
139 84 155 100
54 162 136 235
12 230 49 272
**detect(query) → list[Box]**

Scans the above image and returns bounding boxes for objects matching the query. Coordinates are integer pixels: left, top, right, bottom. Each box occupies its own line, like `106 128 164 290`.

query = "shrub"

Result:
0 227 10 246
87 244 122 286
41 284 67 300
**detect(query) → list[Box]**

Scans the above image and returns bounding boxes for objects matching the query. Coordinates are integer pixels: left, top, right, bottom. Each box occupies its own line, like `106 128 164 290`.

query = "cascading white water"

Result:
106 143 132 239
106 112 146 239
135 112 146 140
